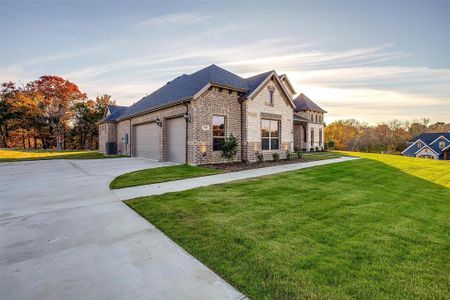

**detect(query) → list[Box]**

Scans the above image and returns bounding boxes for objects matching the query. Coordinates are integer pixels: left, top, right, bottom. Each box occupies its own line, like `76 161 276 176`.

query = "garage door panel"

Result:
166 117 186 164
134 123 159 159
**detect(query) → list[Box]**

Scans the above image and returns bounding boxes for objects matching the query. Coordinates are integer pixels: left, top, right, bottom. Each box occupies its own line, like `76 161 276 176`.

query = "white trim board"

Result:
441 143 450 151
413 145 440 156
401 139 427 154
429 135 450 145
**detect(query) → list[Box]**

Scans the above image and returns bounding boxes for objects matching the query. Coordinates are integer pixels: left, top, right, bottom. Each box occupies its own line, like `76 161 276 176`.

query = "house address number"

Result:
202 125 210 131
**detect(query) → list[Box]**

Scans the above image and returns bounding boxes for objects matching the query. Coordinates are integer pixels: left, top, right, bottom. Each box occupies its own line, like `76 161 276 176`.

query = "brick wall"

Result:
116 120 129 156
189 87 242 165
293 123 306 150
98 122 118 154
307 122 325 150
245 78 294 162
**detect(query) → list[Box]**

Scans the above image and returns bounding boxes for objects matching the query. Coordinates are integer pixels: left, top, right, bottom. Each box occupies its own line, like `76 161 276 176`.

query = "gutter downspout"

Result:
183 100 189 165
239 98 245 162
129 119 132 157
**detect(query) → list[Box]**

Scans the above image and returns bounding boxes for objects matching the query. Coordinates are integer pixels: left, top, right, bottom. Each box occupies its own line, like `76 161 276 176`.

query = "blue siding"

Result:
403 145 420 157
403 133 450 160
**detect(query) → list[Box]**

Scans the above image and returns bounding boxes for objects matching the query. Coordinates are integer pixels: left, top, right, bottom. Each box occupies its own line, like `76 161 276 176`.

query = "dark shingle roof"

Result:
410 132 450 144
105 105 127 122
118 65 280 120
242 70 274 97
293 93 327 113
120 64 260 119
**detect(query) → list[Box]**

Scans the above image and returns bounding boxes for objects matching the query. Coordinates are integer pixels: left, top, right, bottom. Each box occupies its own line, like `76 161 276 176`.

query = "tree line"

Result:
325 119 450 153
0 76 115 150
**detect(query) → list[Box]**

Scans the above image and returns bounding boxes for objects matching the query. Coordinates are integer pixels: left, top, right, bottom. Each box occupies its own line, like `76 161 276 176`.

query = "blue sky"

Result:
1 0 449 124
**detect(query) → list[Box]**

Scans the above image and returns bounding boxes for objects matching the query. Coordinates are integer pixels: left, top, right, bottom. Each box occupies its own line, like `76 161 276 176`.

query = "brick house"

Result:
98 64 326 165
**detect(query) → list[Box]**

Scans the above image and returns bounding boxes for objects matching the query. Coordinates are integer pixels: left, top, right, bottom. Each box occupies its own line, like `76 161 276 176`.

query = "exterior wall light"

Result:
200 144 207 157
156 118 162 127
183 113 191 122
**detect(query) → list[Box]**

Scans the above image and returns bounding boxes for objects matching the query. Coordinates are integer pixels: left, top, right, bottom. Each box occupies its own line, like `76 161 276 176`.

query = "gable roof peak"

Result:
293 93 327 113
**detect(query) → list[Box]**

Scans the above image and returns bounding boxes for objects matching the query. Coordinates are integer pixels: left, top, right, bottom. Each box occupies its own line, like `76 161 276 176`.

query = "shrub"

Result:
286 150 291 160
296 149 303 159
272 152 280 161
310 147 315 152
255 151 264 163
327 140 335 150
221 134 238 161
315 146 319 152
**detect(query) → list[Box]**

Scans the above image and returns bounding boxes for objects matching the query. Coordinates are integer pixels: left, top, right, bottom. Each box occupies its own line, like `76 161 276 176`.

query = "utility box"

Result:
105 142 117 155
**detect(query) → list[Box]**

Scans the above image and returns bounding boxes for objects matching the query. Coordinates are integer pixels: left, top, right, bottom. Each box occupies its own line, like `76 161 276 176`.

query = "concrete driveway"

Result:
0 158 244 300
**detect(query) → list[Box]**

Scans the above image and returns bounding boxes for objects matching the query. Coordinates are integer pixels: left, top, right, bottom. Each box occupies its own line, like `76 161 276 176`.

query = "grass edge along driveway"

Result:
0 148 122 162
110 164 223 189
126 154 450 299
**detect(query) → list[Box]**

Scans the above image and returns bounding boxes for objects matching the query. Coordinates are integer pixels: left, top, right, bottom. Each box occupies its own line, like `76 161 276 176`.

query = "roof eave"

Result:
210 82 248 92
279 74 297 95
118 97 192 121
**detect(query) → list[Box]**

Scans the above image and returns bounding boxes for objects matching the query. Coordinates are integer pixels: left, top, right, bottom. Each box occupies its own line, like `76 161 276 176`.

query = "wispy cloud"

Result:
3 34 449 124
137 12 212 27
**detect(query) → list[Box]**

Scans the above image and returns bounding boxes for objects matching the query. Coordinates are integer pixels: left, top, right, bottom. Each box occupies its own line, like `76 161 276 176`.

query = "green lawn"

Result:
337 151 450 188
302 151 343 160
110 164 223 189
0 148 122 162
126 153 450 299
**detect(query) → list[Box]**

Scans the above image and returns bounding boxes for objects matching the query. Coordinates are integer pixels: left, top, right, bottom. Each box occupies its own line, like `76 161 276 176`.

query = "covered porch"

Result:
293 115 309 151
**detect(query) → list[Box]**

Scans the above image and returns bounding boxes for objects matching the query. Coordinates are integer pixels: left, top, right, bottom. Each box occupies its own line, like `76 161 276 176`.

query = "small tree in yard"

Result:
221 134 238 162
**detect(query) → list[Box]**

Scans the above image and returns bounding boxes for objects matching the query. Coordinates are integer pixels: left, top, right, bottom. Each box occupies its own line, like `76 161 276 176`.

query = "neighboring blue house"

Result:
401 132 450 160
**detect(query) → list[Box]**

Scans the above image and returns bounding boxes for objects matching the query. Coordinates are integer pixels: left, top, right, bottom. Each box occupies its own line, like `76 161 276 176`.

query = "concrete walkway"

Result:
0 158 244 300
114 156 358 200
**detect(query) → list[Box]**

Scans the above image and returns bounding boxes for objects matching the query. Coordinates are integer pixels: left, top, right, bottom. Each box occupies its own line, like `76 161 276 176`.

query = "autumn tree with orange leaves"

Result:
1 76 113 150
26 76 87 150
325 118 450 153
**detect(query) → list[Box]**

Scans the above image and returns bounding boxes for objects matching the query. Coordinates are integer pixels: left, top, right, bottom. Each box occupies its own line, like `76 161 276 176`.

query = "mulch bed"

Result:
203 158 312 172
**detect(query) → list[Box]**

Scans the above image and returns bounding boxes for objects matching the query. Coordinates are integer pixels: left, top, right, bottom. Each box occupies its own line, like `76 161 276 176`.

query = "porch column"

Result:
305 123 311 151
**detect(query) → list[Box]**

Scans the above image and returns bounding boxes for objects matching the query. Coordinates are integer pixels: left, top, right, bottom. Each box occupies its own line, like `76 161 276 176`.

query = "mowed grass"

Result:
110 164 223 189
337 151 450 188
0 148 121 162
302 151 343 160
126 154 450 299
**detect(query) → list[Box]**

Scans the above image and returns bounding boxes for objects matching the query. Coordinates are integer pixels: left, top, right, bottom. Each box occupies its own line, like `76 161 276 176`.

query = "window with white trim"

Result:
417 141 422 148
261 119 280 150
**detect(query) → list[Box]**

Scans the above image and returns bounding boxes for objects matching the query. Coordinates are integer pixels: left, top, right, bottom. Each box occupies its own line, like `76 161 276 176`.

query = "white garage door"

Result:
165 117 186 164
134 123 159 159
